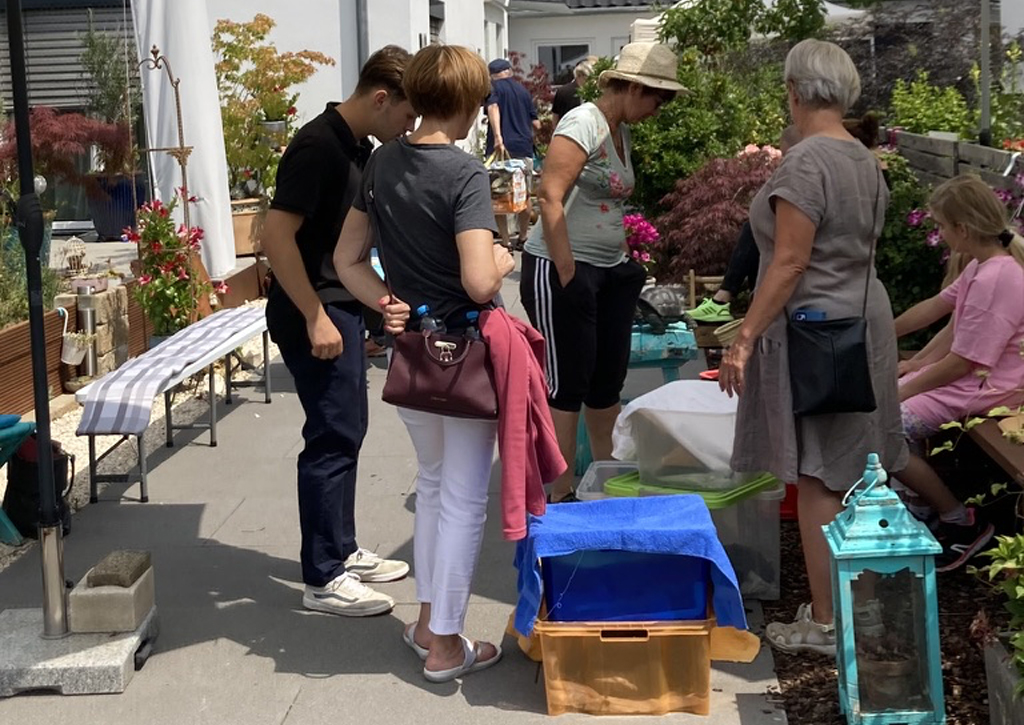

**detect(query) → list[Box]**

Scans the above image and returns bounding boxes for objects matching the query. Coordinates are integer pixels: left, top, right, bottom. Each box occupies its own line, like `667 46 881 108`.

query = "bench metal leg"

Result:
209 365 218 447
224 353 233 405
89 435 98 504
165 390 174 448
138 435 149 503
263 330 272 403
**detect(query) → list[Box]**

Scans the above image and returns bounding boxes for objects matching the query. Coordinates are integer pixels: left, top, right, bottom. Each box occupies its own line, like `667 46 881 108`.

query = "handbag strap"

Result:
365 165 397 305
860 165 883 318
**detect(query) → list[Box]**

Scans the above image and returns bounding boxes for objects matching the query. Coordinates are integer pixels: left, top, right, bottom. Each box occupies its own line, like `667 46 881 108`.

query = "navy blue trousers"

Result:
272 301 368 587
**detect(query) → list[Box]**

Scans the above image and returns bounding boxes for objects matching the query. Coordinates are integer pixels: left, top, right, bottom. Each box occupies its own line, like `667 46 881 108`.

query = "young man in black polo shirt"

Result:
262 46 417 617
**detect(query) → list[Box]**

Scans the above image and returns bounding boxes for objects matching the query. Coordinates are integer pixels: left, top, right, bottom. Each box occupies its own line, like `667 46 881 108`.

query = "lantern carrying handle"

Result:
842 477 866 507
842 463 889 508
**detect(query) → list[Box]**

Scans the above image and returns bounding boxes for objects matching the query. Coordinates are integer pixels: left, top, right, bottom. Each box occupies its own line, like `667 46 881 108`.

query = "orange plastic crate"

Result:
535 619 714 716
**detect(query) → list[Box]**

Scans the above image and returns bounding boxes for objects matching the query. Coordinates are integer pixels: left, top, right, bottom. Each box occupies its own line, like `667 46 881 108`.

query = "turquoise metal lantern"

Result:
823 453 945 725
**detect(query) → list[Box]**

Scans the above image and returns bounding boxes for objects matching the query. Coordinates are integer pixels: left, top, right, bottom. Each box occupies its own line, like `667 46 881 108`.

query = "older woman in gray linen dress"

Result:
718 39 907 656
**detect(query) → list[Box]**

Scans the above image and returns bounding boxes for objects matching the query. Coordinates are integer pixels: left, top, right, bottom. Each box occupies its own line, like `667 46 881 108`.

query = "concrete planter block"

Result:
112 313 130 349
95 322 114 356
985 637 1024 725
69 566 155 634
74 286 128 322
97 345 129 375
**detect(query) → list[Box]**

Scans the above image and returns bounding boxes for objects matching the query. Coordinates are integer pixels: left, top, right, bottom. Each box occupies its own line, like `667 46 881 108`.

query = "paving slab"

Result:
0 272 786 724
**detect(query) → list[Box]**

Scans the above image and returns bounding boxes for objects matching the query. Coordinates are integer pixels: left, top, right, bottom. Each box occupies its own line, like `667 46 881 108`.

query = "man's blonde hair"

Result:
403 45 490 120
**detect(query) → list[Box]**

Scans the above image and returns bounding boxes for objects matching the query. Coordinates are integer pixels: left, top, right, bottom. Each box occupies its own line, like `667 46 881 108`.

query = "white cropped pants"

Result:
397 408 497 635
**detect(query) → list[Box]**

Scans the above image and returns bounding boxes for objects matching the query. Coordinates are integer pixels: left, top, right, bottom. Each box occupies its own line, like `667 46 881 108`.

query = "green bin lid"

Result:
603 471 780 508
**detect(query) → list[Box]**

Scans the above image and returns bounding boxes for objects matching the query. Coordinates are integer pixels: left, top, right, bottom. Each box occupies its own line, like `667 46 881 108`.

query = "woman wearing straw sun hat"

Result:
521 42 684 503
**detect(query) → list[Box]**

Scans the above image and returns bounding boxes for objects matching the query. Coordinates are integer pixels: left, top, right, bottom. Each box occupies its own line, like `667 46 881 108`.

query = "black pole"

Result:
6 0 67 638
6 1 57 524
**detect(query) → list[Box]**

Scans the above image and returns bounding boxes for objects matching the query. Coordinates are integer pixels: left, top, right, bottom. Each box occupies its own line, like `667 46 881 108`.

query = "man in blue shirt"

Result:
485 58 539 250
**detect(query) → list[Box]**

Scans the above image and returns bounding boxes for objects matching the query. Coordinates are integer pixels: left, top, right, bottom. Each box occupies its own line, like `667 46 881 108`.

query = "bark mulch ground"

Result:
764 520 1008 725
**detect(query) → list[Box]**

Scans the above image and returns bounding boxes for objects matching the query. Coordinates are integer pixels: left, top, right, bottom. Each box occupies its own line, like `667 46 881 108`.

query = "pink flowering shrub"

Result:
738 144 782 160
127 188 215 335
624 213 659 274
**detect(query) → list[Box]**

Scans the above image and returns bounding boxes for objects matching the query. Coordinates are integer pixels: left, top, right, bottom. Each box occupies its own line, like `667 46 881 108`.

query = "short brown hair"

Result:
355 45 412 99
403 45 490 120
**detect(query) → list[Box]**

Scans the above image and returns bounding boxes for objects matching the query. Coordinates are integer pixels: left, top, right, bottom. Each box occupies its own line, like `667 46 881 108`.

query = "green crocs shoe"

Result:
688 297 733 323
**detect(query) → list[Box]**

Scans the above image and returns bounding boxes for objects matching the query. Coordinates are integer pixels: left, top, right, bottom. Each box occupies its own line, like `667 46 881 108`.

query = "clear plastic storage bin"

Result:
576 461 637 500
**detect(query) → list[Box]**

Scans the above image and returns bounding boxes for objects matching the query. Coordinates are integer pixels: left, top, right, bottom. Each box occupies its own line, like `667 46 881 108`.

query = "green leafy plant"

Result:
976 41 1024 149
629 51 787 211
0 226 61 331
873 152 946 323
211 14 334 199
80 17 142 177
973 529 1024 696
888 70 974 137
578 57 615 103
126 190 215 336
658 0 825 56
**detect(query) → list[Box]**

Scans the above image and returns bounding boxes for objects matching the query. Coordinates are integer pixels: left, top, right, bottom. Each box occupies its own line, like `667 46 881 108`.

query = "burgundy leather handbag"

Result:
382 329 498 420
367 169 498 420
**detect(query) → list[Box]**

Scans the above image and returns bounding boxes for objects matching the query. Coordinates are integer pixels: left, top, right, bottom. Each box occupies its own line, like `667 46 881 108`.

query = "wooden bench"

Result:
75 307 271 503
967 419 1024 490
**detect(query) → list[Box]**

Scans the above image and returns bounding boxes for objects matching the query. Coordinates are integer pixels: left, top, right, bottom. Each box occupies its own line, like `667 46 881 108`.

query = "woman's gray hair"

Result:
574 58 595 82
784 39 861 113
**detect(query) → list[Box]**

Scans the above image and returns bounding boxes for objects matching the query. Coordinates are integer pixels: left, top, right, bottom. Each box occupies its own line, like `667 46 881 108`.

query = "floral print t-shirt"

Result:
524 102 635 267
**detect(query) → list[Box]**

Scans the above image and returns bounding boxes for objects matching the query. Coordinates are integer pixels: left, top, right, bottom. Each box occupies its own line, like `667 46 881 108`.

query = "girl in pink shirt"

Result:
894 174 1024 571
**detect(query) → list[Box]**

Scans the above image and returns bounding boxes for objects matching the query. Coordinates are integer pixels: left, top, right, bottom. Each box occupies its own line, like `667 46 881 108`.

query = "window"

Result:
537 43 590 84
429 0 444 44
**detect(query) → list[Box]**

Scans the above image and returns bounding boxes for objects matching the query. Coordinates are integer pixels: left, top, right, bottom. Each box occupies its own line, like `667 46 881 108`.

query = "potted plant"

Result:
80 18 146 241
125 189 221 342
211 13 334 255
60 330 96 366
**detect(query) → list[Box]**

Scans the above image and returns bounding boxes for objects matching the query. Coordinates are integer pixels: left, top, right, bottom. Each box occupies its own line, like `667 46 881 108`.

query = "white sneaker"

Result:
343 548 410 583
302 573 395 617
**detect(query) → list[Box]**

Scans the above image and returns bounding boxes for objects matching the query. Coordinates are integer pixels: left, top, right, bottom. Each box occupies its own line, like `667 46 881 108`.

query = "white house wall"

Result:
509 10 654 67
1005 0 1024 36
484 0 510 61
204 1 503 125
205 0 347 125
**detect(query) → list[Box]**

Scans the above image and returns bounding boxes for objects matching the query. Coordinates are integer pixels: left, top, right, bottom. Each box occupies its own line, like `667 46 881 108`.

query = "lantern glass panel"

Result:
852 567 932 713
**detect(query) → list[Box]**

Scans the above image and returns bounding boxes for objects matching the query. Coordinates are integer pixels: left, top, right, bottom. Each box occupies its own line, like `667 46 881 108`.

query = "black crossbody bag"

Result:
787 169 882 417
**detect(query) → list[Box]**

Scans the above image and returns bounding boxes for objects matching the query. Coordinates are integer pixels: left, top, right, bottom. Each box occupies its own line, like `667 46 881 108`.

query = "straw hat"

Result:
599 42 686 96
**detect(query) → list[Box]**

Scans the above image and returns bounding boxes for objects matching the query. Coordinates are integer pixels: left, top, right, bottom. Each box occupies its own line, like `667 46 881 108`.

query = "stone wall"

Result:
54 285 131 376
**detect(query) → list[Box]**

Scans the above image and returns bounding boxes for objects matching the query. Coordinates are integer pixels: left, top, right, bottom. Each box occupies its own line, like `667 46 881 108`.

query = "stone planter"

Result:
230 199 265 257
985 636 1024 725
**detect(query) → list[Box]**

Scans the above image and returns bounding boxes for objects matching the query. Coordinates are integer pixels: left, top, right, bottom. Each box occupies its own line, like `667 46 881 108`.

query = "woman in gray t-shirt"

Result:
520 42 684 503
719 40 906 658
335 45 514 683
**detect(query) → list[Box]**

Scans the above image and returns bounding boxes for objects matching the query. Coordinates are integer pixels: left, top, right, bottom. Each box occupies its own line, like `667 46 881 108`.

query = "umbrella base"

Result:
0 606 158 697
